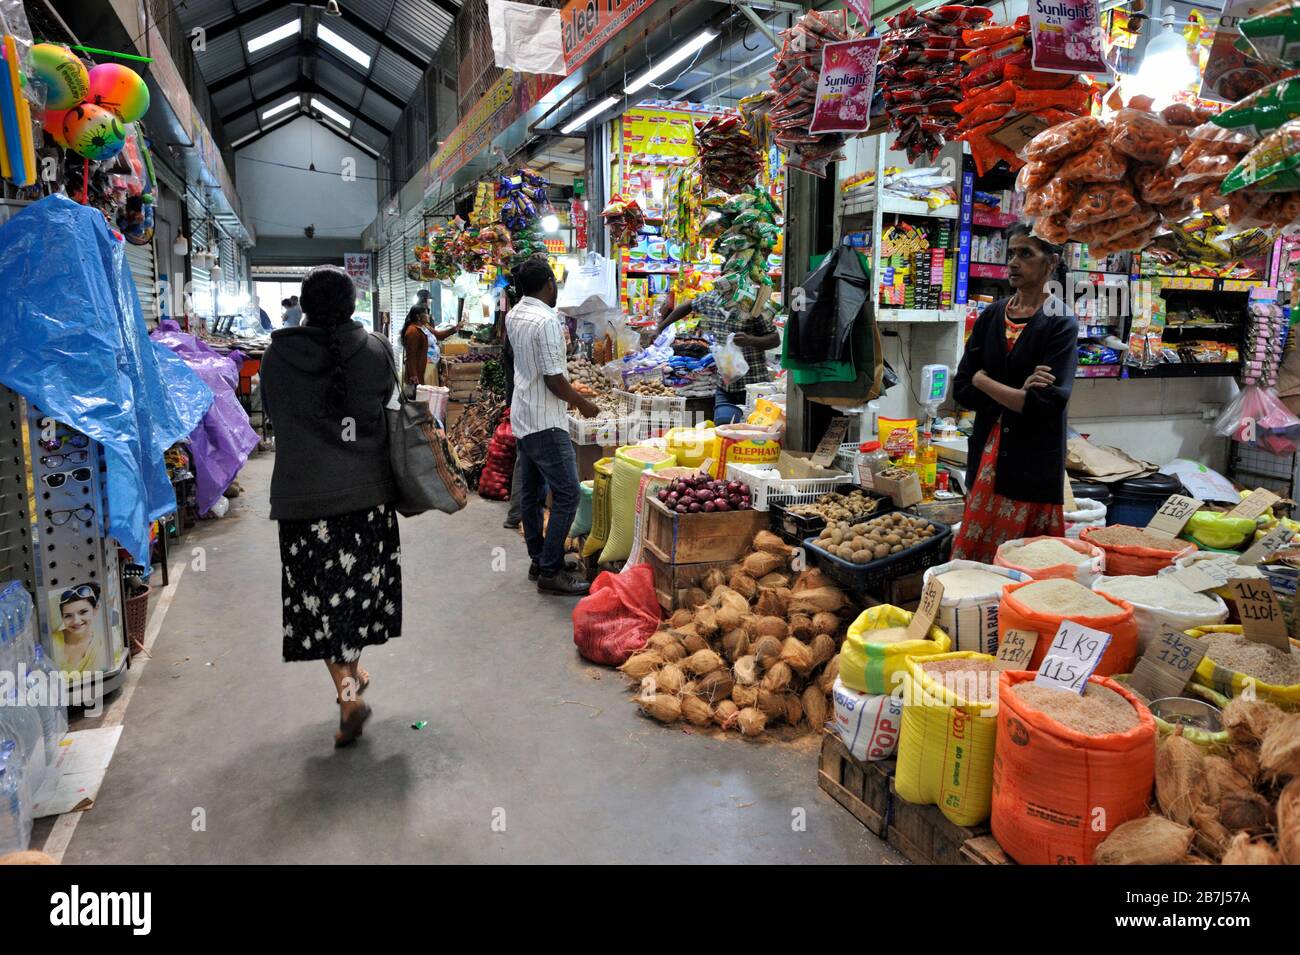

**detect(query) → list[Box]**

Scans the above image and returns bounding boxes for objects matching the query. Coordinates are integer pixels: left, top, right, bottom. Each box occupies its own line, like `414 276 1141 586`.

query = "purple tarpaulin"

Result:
150 321 261 515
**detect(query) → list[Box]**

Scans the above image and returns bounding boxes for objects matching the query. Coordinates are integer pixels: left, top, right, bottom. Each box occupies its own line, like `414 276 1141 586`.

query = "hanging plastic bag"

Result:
1214 383 1300 454
711 333 750 387
572 565 663 666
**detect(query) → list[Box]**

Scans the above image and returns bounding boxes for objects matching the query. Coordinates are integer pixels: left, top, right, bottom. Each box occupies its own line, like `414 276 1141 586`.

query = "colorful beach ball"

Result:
43 108 70 147
63 103 126 160
30 44 89 110
86 63 150 123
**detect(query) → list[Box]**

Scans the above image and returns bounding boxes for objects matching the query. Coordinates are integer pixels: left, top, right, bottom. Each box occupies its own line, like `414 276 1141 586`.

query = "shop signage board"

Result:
345 253 372 287
562 0 655 73
1028 0 1111 76
809 37 883 135
1034 621 1112 694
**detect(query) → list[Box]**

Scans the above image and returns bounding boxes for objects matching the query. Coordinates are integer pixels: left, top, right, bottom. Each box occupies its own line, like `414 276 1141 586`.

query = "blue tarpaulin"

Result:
0 194 213 565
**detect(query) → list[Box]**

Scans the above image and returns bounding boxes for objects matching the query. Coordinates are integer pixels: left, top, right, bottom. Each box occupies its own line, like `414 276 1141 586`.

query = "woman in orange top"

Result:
401 304 461 385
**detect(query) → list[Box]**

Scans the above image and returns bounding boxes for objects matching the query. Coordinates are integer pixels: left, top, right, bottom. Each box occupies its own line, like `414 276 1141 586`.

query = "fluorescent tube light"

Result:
624 31 716 94
247 18 301 54
261 96 299 121
560 95 619 134
311 97 351 128
318 23 371 69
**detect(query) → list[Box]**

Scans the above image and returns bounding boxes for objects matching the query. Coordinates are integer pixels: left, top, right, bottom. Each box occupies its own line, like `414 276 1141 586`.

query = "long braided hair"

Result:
299 265 357 410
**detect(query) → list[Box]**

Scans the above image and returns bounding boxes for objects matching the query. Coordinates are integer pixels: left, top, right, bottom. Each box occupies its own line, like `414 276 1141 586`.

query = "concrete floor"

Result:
53 451 899 864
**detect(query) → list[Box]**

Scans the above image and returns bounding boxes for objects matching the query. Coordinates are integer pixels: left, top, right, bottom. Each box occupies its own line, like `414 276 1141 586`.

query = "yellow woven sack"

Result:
840 604 951 695
582 457 615 558
598 446 674 563
895 651 999 827
1185 625 1300 710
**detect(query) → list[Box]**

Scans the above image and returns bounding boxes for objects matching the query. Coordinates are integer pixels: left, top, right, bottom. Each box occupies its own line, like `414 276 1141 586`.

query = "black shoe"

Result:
529 554 581 580
537 569 591 596
503 517 521 529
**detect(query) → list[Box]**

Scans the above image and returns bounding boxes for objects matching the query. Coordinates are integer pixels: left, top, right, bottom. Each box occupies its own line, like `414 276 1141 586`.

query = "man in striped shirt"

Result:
507 258 600 596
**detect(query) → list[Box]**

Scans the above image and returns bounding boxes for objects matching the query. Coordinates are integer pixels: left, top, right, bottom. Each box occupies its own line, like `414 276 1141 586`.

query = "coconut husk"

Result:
1278 778 1300 865
732 683 759 708
779 637 815 675
812 612 840 636
742 551 787 579
789 586 848 615
756 616 789 640
809 633 837 669
1191 804 1231 861
784 693 803 725
1260 714 1300 782
647 632 678 653
754 588 788 618
710 586 750 616
660 641 688 664
790 613 815 641
693 605 720 638
619 651 665 681
716 604 744 632
668 609 694 629
1231 747 1261 785
1221 697 1284 750
1203 755 1253 804
753 530 793 556
758 572 791 590
638 693 682 724
725 562 744 578
721 628 750 662
1220 832 1282 865
681 694 714 726
714 699 740 729
793 568 835 592
761 661 794 693
679 630 710 655
684 648 724 676
737 707 766 737
684 587 709 609
681 680 699 698
697 668 735 703
1219 791 1275 832
802 686 830 729
729 572 759 600
819 654 840 694
703 568 728 593
1094 816 1195 865
1156 732 1206 826
758 687 788 720
753 634 783 668
733 655 760 686
656 663 685 695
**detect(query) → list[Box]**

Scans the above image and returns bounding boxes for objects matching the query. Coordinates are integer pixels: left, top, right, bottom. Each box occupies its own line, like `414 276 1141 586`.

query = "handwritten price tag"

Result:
1227 488 1280 521
1145 494 1203 538
1034 621 1112 695
1237 524 1293 566
1229 577 1292 650
995 628 1039 671
905 576 945 641
1128 623 1207 701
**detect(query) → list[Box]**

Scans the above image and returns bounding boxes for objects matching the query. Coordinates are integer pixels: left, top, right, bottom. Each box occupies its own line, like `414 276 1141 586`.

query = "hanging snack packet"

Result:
1057 139 1129 182
1024 177 1079 216
1066 181 1140 228
1016 159 1060 190
1109 109 1179 164
1032 212 1071 243
1023 115 1105 162
1134 163 1179 204
1239 1 1300 68
1213 78 1300 137
1222 119 1300 193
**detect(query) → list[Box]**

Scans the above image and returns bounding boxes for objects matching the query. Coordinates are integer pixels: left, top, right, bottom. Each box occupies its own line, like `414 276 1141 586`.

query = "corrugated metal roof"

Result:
311 13 381 64
251 58 302 99
370 47 422 99
178 0 235 30
360 89 402 130
388 0 455 58
224 111 260 141
314 60 366 110
352 116 389 150
240 6 302 53
194 30 247 83
211 81 252 116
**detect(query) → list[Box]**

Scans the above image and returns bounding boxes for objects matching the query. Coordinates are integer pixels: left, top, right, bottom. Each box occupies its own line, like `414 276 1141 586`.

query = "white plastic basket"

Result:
566 414 640 447
743 381 783 414
725 461 850 511
833 441 861 476
617 389 687 437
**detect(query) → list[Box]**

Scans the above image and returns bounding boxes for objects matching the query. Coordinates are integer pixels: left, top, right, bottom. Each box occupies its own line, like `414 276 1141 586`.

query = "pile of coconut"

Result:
620 530 851 739
1094 697 1300 865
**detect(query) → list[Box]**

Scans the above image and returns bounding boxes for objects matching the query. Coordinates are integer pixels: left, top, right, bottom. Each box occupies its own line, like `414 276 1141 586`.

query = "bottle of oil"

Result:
917 429 938 497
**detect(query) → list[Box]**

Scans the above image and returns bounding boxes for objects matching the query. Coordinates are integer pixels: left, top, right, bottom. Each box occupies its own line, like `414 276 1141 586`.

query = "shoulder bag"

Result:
372 333 468 516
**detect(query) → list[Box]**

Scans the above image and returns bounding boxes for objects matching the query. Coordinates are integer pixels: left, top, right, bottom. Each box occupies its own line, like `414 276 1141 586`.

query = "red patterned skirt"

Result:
951 426 1064 563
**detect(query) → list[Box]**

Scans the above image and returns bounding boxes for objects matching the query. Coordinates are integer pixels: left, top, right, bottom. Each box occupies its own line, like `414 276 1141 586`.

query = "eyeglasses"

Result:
59 584 98 603
48 505 95 526
41 467 93 488
40 450 89 468
39 434 90 452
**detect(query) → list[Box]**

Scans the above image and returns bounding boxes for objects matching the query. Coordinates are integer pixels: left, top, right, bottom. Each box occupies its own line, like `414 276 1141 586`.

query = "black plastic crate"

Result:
769 484 894 545
803 513 953 595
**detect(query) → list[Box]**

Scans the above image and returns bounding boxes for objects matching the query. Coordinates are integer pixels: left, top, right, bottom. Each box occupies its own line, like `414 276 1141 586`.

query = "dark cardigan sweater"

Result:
952 298 1078 505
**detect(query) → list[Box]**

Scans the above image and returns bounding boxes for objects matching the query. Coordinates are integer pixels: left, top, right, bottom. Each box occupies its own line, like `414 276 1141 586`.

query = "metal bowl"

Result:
1150 696 1223 733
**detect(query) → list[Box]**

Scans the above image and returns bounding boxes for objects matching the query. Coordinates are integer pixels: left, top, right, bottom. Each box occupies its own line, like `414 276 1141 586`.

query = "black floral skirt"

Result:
278 503 402 663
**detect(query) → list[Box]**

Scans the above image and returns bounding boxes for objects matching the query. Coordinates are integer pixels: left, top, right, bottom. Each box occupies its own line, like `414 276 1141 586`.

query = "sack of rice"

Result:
895 653 1000 826
1079 524 1195 577
923 561 1028 654
1000 578 1139 676
995 536 1104 583
1162 552 1263 606
831 677 904 762
1064 498 1107 539
840 604 952 695
991 671 1157 865
1092 575 1228 654
1184 625 1300 709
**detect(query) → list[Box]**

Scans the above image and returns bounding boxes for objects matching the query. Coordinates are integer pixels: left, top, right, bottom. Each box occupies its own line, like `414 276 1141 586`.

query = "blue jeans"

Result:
713 387 746 425
516 428 580 576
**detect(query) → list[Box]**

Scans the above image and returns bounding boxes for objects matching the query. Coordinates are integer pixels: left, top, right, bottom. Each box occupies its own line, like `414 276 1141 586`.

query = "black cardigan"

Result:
952 299 1078 505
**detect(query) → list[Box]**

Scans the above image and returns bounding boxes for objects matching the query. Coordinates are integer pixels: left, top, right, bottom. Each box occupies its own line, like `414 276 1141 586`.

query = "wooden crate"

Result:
440 361 485 387
642 548 732 611
642 497 768 564
817 734 893 836
887 781 994 866
574 442 618 483
960 835 1013 865
445 401 466 432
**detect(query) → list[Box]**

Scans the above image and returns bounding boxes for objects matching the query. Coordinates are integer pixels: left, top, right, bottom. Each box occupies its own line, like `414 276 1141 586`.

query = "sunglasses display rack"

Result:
24 406 128 704
0 387 36 600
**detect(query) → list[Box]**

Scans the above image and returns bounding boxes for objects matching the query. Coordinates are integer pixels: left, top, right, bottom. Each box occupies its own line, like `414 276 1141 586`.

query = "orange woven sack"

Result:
991 671 1156 864
998 579 1139 675
1078 525 1195 576
994 535 1104 582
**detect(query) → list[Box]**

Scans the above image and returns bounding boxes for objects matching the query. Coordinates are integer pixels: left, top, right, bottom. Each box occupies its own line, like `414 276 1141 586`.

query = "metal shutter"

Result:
124 240 157 325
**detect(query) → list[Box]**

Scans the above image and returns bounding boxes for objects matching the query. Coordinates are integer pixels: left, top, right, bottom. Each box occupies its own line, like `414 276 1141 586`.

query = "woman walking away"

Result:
260 266 401 746
401 303 461 386
950 223 1078 563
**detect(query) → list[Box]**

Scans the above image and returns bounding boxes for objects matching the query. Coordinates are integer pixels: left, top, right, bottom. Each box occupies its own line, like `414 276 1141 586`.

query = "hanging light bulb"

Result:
1133 6 1197 110
541 214 561 232
174 236 189 257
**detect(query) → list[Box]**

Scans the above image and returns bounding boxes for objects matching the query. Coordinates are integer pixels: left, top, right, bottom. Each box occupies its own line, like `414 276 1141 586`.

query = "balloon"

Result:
86 63 150 123
43 108 70 147
63 103 126 160
29 44 89 110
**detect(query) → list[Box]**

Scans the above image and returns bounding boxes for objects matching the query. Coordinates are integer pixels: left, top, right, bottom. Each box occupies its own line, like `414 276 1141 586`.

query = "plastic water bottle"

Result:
0 738 32 854
30 644 66 765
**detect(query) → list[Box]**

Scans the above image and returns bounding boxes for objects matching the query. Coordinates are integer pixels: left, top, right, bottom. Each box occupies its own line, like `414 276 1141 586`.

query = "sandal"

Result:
335 671 370 704
334 703 372 748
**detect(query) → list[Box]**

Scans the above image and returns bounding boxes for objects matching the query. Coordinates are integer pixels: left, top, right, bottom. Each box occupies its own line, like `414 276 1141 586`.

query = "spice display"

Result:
999 538 1091 568
695 114 762 194
784 489 885 524
1014 578 1119 616
1202 632 1300 686
1012 681 1140 735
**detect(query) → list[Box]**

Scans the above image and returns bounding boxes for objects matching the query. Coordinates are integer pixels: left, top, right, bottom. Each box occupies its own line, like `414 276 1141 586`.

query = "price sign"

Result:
1127 623 1207 702
812 417 850 468
995 628 1039 671
1033 621 1112 694
1237 524 1293 566
1167 566 1221 593
905 577 945 641
1063 474 1077 512
1227 488 1280 521
1146 494 1203 538
1229 577 1293 650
